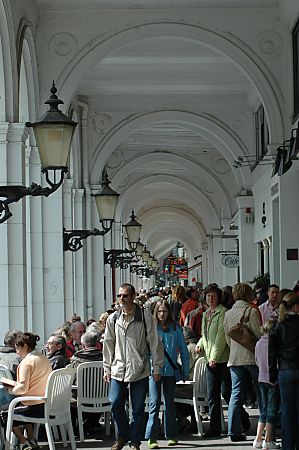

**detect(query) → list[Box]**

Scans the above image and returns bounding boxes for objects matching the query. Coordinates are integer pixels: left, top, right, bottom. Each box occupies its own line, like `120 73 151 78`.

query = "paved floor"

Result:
50 407 282 450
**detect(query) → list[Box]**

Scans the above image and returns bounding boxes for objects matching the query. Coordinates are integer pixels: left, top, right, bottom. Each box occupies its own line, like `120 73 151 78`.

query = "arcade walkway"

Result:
52 407 280 450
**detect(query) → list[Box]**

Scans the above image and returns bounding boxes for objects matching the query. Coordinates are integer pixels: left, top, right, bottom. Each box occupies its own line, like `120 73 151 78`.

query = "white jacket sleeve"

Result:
102 314 116 375
144 310 164 374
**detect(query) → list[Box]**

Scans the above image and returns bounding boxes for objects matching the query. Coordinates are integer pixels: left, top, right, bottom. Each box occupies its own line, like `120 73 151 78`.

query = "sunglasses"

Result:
117 294 129 298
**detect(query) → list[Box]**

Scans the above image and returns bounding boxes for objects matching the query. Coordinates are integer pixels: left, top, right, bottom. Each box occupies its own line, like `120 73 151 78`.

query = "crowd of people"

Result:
1 280 299 450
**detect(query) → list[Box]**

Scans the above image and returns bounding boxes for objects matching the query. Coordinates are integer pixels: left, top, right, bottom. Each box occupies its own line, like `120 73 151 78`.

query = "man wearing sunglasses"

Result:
103 283 163 450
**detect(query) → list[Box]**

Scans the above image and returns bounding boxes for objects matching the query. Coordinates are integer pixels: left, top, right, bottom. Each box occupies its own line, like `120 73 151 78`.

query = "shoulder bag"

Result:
227 306 258 353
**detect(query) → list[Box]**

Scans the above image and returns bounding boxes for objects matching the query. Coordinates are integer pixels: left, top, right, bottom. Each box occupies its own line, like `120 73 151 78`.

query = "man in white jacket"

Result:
103 283 163 450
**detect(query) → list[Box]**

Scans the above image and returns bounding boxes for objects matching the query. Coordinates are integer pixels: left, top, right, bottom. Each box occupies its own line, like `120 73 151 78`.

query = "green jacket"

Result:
198 304 229 363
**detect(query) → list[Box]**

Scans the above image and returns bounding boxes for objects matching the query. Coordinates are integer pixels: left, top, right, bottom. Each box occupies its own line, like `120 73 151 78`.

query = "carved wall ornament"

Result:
258 30 283 56
106 151 124 170
49 280 58 295
48 33 77 57
93 113 112 134
212 157 230 175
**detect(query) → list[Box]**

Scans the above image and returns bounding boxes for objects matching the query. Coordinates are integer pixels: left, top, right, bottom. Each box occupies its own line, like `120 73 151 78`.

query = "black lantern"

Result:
124 210 142 250
63 169 119 251
0 82 77 224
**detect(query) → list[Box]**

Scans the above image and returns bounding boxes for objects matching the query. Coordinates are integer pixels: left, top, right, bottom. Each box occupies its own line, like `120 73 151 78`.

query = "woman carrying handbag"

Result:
145 300 189 449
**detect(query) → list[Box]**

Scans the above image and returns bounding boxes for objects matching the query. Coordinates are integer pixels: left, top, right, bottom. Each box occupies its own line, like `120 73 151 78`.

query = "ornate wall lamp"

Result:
0 83 77 224
104 210 143 268
63 170 119 251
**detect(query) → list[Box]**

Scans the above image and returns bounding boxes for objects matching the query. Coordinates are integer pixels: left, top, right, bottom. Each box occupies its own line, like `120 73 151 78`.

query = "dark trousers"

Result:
206 363 231 433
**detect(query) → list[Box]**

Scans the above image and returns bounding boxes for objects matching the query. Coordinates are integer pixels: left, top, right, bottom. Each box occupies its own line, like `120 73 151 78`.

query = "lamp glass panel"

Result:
142 251 150 262
34 124 75 169
136 243 144 256
125 224 141 245
95 194 118 221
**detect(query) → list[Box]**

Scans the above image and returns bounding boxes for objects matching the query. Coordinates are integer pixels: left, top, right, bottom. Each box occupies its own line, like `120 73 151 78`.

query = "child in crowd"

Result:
253 321 280 450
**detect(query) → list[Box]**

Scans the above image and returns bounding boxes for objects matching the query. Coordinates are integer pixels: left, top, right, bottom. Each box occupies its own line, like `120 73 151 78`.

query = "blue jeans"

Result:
145 376 177 440
258 382 279 424
206 363 231 434
0 386 15 411
228 365 258 437
109 377 148 445
278 369 299 450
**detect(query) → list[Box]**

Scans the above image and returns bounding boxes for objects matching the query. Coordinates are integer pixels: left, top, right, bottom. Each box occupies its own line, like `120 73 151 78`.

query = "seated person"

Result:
70 331 102 379
70 330 102 436
66 321 86 360
45 335 69 370
0 332 52 450
0 330 22 411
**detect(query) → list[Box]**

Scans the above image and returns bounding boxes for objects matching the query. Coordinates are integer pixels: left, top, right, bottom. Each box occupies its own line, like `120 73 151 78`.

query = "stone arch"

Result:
0 0 17 121
56 22 284 143
115 174 220 230
112 151 233 218
140 209 205 259
91 110 251 192
17 19 39 126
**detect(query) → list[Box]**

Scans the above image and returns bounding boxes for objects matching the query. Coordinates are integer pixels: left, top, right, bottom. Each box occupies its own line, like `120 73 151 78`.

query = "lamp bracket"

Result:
63 222 114 252
0 167 68 224
104 248 136 268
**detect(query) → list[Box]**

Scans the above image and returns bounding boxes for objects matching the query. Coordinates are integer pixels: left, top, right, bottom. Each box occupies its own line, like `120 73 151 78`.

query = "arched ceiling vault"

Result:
91 110 252 191
114 174 221 231
111 151 234 218
58 22 285 143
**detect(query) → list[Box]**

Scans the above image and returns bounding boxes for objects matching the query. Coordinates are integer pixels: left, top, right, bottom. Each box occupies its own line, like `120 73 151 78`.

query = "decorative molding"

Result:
48 32 77 57
271 183 279 196
212 157 230 175
258 30 283 57
93 113 112 134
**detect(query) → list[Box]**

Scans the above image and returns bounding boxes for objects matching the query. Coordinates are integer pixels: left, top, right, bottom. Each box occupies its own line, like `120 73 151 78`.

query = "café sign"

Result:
221 255 239 268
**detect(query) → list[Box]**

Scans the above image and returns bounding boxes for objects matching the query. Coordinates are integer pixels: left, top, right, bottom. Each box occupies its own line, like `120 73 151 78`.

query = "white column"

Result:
74 188 85 319
207 232 223 285
42 171 65 338
0 122 11 336
0 123 28 335
63 178 75 320
278 170 299 287
91 193 106 318
236 196 256 283
28 146 46 337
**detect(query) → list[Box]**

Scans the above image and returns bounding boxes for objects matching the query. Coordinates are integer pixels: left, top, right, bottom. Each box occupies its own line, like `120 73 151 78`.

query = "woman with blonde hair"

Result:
224 282 261 442
269 292 299 450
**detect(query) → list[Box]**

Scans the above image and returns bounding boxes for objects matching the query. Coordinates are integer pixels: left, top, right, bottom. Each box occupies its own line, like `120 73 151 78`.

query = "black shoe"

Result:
242 414 251 432
203 431 221 438
230 434 247 442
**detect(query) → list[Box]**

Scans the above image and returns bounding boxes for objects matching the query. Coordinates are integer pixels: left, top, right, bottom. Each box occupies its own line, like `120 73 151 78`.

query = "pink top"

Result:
255 335 269 383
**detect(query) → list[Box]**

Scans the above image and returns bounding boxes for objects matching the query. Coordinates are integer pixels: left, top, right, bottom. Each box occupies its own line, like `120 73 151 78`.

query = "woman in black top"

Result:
268 292 299 450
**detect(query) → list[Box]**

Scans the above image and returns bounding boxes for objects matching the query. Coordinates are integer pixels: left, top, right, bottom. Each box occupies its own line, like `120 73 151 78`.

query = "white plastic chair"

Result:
5 367 76 450
76 361 111 441
174 357 225 436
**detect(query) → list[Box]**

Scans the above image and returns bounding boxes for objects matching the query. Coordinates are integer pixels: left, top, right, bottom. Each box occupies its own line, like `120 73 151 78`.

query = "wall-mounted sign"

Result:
221 255 239 268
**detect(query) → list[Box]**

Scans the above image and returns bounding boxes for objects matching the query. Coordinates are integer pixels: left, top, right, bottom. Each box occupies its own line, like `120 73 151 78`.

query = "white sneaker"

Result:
253 439 262 448
262 441 281 449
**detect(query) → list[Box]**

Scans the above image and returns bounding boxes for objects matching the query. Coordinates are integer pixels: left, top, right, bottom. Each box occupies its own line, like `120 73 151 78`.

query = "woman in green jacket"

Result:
196 285 231 438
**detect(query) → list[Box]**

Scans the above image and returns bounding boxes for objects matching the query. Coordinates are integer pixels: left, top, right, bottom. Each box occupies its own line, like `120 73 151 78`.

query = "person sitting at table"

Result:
0 332 52 450
70 330 102 437
45 334 69 370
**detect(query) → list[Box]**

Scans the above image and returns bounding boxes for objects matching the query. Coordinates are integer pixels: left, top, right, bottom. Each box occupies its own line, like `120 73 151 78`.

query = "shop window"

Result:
255 104 269 161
